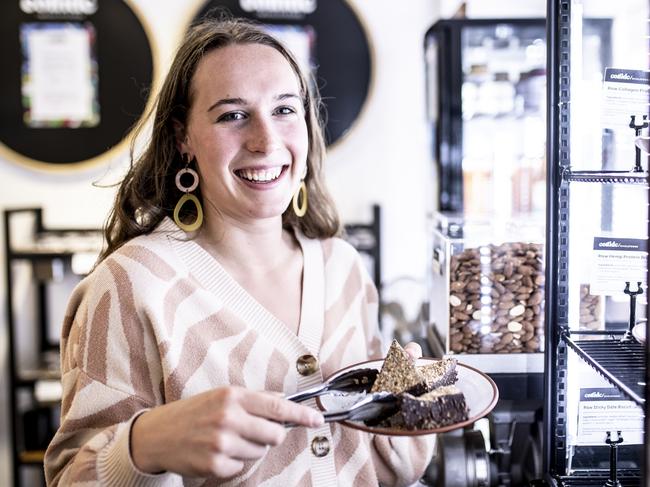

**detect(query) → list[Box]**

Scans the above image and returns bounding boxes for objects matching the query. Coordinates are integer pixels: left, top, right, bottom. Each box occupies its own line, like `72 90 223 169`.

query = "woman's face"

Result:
181 43 308 225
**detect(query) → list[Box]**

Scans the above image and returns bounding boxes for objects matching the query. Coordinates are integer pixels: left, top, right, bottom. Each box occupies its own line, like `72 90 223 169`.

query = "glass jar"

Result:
429 212 545 355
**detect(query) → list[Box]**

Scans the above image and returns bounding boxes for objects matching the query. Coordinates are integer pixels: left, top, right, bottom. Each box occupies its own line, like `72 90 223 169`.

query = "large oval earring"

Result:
173 157 203 232
292 180 308 218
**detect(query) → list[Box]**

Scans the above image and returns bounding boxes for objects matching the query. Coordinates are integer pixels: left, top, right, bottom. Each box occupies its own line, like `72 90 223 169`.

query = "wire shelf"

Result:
554 469 641 486
562 335 646 406
558 478 640 487
562 169 649 184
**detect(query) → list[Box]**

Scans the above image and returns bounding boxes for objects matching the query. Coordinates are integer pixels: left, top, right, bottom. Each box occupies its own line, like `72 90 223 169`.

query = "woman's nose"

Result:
245 116 281 153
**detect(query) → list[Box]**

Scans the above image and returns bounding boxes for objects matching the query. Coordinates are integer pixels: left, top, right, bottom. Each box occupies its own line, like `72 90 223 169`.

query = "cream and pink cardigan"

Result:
44 218 434 486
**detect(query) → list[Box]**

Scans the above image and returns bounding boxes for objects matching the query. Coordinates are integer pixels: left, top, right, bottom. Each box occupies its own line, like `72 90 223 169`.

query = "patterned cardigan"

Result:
44 218 434 486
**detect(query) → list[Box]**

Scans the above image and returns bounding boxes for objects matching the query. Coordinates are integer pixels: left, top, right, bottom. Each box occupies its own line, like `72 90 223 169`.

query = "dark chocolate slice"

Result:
398 386 469 430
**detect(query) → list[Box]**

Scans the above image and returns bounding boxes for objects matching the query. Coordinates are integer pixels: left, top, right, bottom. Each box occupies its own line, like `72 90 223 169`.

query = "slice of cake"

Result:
370 340 427 396
398 385 469 430
417 358 458 391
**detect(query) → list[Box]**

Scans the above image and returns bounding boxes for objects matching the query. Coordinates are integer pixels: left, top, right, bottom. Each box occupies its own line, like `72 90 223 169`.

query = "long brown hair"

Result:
99 14 340 262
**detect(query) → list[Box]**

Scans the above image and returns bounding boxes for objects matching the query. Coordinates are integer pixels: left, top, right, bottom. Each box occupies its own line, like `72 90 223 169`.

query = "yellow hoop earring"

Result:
174 193 203 232
173 158 204 232
292 181 308 218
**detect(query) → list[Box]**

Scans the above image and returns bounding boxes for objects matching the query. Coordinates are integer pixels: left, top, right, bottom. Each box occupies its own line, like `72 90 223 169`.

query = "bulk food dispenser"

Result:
427 212 546 376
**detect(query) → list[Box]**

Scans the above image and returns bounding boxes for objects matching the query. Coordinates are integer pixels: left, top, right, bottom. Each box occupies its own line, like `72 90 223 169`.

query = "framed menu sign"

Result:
21 22 100 128
190 0 373 147
0 0 156 170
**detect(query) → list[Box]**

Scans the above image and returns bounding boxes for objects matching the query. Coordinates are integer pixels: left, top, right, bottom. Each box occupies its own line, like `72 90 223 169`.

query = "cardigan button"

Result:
311 436 330 457
296 354 319 376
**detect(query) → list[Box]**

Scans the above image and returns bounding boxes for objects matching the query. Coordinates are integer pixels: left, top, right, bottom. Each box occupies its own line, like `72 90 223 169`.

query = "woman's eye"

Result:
217 111 246 122
275 106 297 116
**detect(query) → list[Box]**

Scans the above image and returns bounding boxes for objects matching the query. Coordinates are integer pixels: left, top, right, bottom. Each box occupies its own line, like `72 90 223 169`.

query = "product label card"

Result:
602 67 650 171
590 236 647 298
576 387 643 445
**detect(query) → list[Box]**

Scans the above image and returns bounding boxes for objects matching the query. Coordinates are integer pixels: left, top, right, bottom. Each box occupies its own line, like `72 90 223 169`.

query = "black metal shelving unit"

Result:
4 208 102 487
543 1 648 486
543 168 648 486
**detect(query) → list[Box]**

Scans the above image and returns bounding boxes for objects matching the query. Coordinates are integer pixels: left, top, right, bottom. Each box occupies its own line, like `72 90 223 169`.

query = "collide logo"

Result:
598 240 623 248
239 0 316 14
584 391 619 399
610 73 633 80
597 240 640 250
20 0 98 15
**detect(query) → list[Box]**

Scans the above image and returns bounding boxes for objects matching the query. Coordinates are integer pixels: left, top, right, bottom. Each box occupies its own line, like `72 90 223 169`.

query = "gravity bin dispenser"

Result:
422 16 551 487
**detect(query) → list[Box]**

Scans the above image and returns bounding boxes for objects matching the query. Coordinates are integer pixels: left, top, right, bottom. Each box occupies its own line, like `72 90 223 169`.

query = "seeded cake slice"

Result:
398 385 469 430
370 340 427 396
417 358 458 391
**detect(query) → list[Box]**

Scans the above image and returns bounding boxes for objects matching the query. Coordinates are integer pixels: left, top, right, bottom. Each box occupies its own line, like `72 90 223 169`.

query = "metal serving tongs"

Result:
321 392 399 423
286 368 379 403
284 392 399 428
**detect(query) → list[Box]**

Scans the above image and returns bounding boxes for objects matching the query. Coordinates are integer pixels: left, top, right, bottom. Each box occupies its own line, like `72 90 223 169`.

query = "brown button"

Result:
311 436 330 457
296 354 319 376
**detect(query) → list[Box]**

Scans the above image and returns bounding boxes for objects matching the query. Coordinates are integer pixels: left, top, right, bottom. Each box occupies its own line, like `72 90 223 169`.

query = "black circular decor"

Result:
0 1 154 168
193 0 372 147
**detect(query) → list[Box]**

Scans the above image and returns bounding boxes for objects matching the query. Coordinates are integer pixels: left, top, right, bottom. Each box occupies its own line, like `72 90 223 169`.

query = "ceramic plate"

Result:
316 357 499 436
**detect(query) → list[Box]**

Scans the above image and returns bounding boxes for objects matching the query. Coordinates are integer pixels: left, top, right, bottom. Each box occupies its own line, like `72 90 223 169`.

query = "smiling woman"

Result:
43 15 434 487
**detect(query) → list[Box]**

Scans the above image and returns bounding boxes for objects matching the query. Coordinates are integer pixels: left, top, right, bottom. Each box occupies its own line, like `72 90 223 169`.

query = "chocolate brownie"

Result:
397 386 469 430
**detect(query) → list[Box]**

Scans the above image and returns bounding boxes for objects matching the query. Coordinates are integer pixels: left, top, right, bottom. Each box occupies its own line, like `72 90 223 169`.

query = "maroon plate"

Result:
316 357 499 436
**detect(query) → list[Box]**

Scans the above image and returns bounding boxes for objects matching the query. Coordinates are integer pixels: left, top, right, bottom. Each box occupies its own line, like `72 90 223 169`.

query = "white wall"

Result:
0 1 441 484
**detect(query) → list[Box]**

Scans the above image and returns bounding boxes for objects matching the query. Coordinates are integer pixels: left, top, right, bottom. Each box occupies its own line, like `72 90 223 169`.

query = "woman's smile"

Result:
234 164 290 189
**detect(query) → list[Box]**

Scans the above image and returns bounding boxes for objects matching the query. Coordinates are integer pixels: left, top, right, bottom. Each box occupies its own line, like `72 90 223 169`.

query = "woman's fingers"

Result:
227 411 288 446
404 341 423 360
209 454 245 478
210 430 269 460
241 390 324 428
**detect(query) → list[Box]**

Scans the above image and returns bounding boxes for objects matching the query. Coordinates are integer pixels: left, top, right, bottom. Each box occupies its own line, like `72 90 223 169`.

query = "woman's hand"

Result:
403 341 423 361
131 387 323 478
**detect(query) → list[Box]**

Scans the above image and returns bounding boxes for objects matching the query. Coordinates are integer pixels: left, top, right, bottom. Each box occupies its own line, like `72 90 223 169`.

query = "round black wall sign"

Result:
0 1 155 170
192 0 372 147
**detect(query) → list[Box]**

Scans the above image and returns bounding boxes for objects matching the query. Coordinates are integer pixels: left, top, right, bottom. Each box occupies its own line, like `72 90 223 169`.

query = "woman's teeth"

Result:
239 167 282 182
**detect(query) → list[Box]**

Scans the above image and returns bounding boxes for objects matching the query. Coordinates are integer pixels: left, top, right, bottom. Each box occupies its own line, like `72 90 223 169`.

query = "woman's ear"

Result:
173 118 189 154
